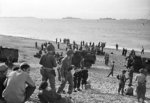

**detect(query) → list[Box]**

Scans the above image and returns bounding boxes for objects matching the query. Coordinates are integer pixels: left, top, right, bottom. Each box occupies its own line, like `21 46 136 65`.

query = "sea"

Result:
0 17 150 52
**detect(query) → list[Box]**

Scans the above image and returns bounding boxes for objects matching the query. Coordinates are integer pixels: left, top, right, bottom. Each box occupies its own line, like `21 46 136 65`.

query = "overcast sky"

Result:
0 0 150 19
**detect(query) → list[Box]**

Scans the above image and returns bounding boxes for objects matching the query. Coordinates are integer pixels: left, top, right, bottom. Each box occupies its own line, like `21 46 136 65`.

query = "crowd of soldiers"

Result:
104 43 148 103
0 38 149 103
37 40 97 102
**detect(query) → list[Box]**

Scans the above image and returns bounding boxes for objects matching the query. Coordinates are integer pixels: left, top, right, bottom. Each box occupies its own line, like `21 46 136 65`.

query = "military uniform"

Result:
57 50 74 94
73 68 82 91
39 45 57 92
107 61 115 77
135 69 146 102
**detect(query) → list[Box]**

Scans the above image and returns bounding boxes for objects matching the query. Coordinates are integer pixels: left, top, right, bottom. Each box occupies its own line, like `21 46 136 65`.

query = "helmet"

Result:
67 49 74 56
47 44 55 51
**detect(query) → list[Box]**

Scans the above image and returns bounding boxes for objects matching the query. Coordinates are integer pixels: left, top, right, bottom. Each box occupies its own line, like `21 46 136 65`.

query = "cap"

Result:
12 65 19 71
20 62 30 70
67 49 74 56
0 65 8 72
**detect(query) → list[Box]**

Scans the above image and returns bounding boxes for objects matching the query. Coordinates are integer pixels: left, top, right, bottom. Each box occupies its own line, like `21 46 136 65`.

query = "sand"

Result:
0 34 150 103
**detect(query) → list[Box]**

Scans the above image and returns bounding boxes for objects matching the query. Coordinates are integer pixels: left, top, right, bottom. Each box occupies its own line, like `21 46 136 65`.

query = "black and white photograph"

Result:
0 0 150 103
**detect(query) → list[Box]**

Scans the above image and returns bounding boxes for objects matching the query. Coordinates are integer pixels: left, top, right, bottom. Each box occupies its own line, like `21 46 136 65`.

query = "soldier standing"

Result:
128 66 134 85
104 53 109 65
39 44 57 92
107 61 115 77
116 44 118 50
141 46 144 54
117 70 127 95
135 68 147 103
57 49 74 95
57 42 60 49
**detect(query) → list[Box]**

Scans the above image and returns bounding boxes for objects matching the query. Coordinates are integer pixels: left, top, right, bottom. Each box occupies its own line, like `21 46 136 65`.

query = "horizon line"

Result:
0 16 150 20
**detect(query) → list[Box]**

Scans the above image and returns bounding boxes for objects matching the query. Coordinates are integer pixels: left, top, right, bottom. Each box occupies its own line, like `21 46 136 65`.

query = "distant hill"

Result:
99 18 116 20
62 17 81 19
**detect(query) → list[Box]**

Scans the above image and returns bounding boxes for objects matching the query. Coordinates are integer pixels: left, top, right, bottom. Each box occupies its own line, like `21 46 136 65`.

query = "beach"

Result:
0 34 150 103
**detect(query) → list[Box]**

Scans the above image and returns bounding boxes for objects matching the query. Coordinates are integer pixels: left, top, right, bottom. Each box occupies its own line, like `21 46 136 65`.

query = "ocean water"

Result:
0 17 150 52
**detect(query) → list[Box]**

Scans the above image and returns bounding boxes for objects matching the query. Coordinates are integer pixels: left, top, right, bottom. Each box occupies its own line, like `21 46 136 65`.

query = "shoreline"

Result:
1 33 150 54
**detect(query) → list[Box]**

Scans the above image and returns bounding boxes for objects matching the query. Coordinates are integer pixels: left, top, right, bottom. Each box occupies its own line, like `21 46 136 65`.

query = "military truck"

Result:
0 46 19 67
126 54 150 73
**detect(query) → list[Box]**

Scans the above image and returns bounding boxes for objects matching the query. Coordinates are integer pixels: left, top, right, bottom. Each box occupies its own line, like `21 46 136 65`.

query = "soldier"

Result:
117 70 127 95
135 68 147 103
60 38 61 43
116 44 118 50
141 46 144 54
57 49 74 95
104 53 109 65
73 68 82 92
128 66 134 86
35 42 38 48
39 44 57 92
125 84 134 96
107 61 115 77
56 38 58 44
80 58 89 89
57 42 60 49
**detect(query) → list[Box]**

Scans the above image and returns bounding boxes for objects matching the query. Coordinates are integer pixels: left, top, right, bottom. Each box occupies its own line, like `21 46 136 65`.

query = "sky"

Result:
0 0 150 19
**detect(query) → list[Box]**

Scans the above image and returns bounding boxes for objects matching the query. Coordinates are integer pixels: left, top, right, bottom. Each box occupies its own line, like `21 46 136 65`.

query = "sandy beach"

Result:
0 34 150 103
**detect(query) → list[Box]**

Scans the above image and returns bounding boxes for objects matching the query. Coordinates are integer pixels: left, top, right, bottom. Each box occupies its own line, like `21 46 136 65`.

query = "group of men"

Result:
0 42 90 103
0 40 148 103
116 67 147 103
39 43 89 102
0 63 36 103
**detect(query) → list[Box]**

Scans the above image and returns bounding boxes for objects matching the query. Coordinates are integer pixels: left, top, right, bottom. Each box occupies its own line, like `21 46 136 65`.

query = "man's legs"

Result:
77 77 81 90
107 71 112 77
118 83 121 94
57 78 67 94
57 67 61 81
136 85 141 102
111 71 113 76
48 70 56 92
24 86 36 102
67 72 74 94
129 77 133 85
73 74 77 91
141 85 146 103
121 84 125 95
40 68 48 81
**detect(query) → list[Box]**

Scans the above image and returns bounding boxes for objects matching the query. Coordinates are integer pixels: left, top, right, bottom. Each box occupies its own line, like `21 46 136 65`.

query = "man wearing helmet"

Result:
57 49 74 95
39 43 57 92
